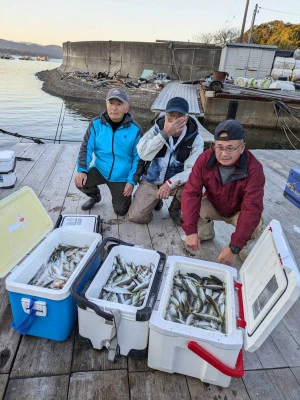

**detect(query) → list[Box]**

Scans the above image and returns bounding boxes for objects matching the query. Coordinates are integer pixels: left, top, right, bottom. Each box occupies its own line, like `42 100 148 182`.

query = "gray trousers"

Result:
76 167 131 216
128 181 184 224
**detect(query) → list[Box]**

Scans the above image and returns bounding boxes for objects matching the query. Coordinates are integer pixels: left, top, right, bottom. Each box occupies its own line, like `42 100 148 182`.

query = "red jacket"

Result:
181 148 265 249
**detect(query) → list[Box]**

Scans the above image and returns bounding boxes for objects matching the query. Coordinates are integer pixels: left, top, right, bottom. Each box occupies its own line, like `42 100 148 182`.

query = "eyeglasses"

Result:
214 144 243 153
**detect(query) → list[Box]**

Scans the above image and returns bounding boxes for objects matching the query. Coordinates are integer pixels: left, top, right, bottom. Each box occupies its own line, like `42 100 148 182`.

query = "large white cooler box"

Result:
71 237 166 360
0 186 102 341
148 220 300 387
0 150 16 188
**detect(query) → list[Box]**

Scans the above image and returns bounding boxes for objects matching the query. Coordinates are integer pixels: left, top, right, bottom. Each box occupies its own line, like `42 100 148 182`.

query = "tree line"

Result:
193 20 300 50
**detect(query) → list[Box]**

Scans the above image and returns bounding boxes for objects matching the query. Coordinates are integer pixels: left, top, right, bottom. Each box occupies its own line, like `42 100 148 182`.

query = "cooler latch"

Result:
234 282 246 329
21 298 47 317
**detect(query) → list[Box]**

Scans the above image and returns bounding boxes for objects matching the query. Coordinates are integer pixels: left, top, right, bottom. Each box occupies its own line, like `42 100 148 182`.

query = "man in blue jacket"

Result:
74 88 143 215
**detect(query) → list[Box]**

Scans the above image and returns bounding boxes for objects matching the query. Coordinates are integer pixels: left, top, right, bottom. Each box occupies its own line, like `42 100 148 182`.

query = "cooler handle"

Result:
11 299 36 336
136 251 166 321
187 340 244 378
71 237 134 322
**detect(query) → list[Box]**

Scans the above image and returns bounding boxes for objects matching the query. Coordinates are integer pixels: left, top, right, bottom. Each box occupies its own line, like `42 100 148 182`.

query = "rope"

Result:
273 100 300 150
0 129 82 144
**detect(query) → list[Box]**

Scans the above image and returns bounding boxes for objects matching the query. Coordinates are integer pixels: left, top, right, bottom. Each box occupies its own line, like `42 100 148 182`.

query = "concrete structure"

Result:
61 40 221 81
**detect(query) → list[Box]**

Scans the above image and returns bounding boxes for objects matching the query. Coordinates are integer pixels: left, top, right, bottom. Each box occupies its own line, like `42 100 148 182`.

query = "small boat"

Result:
19 55 33 61
0 54 14 59
36 55 50 61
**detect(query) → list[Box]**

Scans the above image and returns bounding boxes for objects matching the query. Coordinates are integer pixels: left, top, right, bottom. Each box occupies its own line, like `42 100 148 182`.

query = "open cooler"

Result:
0 186 102 341
71 237 166 361
148 220 300 387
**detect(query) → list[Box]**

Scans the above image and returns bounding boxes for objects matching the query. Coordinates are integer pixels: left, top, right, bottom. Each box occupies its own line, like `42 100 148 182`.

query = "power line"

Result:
259 7 300 18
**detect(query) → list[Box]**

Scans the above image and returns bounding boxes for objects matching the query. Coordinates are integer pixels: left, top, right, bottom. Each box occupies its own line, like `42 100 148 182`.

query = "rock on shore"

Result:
36 68 159 109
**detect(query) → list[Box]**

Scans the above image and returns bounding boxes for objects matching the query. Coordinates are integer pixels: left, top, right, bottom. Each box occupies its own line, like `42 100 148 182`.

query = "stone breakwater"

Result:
36 68 159 109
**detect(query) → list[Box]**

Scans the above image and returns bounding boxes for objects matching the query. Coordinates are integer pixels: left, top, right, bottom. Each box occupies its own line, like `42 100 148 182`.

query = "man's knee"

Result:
128 208 152 224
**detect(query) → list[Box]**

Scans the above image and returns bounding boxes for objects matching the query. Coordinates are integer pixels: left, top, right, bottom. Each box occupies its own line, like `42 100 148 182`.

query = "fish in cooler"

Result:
98 254 155 307
28 244 88 289
164 270 226 333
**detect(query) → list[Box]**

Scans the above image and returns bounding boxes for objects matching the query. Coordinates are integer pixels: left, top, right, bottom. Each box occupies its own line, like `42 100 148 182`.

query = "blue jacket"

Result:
77 111 143 185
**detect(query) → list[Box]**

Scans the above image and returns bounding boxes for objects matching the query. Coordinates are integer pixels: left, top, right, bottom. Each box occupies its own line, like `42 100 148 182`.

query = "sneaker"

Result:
154 199 163 211
81 196 101 211
199 220 215 241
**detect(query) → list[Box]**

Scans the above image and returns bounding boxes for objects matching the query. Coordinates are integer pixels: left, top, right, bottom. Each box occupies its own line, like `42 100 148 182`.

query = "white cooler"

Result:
54 214 100 233
0 150 16 188
71 237 166 361
148 220 300 387
0 186 102 341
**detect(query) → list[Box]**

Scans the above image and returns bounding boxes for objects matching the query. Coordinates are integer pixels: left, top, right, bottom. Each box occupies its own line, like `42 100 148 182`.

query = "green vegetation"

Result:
245 20 300 49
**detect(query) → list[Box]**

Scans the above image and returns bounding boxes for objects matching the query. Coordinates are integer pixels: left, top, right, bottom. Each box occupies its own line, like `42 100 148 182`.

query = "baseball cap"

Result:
166 97 189 114
214 119 244 141
106 88 129 103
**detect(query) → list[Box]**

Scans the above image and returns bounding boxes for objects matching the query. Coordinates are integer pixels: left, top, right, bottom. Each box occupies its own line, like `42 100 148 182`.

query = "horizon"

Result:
1 0 299 47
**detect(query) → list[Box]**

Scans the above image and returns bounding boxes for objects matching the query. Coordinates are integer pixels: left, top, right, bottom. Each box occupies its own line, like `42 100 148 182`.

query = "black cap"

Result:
214 119 244 141
166 97 189 114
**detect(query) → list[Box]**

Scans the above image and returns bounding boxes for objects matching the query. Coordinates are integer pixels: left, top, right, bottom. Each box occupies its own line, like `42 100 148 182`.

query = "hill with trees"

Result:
193 21 300 50
0 39 63 59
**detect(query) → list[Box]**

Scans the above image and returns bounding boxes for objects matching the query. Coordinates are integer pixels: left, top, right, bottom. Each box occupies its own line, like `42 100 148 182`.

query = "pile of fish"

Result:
99 254 155 307
28 244 88 289
164 270 226 333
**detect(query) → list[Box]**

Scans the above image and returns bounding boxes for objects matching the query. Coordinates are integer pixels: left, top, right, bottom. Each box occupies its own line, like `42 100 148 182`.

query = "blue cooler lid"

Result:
239 219 300 352
0 186 53 278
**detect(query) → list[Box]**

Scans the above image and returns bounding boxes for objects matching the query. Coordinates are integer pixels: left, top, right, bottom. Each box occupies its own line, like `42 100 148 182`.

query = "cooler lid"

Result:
239 219 300 352
0 186 53 278
0 150 15 161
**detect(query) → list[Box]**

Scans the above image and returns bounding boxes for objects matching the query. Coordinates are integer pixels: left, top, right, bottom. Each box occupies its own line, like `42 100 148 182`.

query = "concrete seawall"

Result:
61 40 221 81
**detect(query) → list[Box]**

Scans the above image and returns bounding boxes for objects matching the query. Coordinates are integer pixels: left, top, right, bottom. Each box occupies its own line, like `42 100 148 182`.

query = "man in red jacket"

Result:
181 119 265 266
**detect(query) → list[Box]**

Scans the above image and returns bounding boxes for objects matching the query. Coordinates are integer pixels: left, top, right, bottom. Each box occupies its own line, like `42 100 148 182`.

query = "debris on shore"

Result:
36 68 165 109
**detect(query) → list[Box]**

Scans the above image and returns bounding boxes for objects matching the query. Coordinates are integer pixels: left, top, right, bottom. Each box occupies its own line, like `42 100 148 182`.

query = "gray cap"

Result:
106 88 129 103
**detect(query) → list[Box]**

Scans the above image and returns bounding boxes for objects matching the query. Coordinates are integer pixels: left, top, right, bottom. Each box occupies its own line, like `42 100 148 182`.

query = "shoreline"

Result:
36 68 160 110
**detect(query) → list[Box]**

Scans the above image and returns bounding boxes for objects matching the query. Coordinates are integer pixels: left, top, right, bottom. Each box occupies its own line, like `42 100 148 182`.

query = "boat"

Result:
0 54 13 59
19 55 33 61
36 55 50 61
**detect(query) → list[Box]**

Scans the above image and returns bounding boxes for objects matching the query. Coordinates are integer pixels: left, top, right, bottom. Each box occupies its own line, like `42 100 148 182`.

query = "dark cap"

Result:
166 97 189 114
106 88 129 103
214 119 244 141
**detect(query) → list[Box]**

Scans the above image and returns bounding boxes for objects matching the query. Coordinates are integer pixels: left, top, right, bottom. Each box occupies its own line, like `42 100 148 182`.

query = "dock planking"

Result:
0 143 300 399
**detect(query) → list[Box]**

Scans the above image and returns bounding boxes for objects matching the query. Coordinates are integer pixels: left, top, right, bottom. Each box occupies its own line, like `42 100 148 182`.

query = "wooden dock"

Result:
0 142 300 400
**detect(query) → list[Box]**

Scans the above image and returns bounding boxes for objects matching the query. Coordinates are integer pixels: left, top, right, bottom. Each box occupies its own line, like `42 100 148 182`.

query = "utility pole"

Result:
248 4 259 44
239 0 250 43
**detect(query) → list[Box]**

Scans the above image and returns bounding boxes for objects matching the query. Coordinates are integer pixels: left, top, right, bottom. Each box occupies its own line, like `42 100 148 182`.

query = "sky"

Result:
1 0 300 47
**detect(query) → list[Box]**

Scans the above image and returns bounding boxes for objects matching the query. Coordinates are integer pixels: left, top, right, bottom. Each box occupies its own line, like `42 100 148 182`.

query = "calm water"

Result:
0 57 154 150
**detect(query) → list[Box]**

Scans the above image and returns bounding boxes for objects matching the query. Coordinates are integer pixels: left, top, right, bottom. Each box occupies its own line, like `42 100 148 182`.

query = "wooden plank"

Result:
243 351 263 370
71 332 127 372
242 370 283 399
0 143 48 199
11 144 64 196
187 375 251 399
38 144 80 223
0 281 21 374
129 371 191 400
0 374 8 399
4 375 69 400
69 370 129 400
98 185 119 239
270 321 300 367
128 356 150 373
281 298 300 345
255 336 288 368
291 367 300 384
265 368 300 400
10 332 74 378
